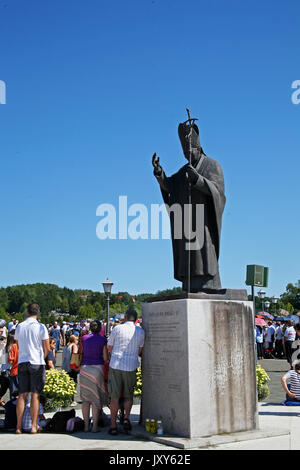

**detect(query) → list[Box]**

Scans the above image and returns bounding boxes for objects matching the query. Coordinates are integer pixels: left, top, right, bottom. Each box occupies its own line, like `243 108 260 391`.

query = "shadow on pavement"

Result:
259 411 300 416
261 402 287 406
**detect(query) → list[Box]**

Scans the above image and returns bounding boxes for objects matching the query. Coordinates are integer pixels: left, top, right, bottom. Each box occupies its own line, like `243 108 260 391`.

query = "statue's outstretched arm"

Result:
152 153 169 193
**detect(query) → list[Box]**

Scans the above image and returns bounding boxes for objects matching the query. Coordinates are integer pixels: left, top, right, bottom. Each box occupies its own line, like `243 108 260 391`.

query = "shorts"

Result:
108 367 137 399
18 362 46 395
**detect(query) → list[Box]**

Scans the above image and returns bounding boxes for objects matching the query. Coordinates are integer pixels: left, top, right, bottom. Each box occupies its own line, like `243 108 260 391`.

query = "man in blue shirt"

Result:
49 322 61 354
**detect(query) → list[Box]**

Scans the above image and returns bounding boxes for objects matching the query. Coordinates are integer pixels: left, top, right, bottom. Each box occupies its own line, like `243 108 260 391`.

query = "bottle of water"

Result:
145 419 151 432
156 420 163 435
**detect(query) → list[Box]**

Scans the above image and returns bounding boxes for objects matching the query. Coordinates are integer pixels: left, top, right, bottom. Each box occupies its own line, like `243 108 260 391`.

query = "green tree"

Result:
285 302 295 315
69 297 84 316
0 289 9 310
0 306 10 323
78 304 96 321
93 301 103 318
61 298 70 313
110 302 127 315
280 283 300 311
14 312 26 323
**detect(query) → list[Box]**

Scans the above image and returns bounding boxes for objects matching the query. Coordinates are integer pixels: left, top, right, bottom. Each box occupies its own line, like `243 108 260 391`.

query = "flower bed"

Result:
134 367 142 398
256 364 270 401
42 369 77 411
132 365 271 402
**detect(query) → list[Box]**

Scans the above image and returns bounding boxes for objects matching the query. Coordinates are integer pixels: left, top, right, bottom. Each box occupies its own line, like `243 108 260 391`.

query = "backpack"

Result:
66 416 84 433
44 409 75 433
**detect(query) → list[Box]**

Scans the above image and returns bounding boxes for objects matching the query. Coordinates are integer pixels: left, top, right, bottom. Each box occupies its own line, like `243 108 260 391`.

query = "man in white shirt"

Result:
107 309 145 435
265 322 276 349
14 303 50 434
284 321 296 367
61 321 68 346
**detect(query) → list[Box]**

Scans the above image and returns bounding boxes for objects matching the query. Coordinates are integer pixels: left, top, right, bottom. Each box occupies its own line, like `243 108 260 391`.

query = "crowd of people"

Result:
0 304 144 435
256 320 300 365
3 306 300 434
256 319 300 404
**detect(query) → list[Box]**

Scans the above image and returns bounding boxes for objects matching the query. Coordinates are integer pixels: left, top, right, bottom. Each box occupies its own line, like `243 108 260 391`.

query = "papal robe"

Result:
155 152 226 291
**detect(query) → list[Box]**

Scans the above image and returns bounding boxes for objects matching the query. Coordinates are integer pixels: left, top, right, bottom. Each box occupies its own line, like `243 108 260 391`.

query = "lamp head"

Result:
258 289 266 299
102 278 113 295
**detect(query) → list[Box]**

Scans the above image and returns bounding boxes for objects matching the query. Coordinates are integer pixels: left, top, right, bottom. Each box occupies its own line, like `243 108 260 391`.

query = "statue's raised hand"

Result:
152 153 162 176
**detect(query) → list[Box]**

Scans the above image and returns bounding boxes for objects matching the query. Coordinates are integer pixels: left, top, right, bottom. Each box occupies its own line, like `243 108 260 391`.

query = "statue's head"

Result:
178 122 201 162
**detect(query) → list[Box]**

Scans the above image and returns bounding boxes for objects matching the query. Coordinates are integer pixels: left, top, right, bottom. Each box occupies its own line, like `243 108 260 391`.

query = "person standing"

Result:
79 320 109 432
282 322 288 358
62 335 79 383
284 321 296 368
0 326 9 407
275 322 284 358
14 303 50 434
49 322 61 354
8 332 19 397
265 321 276 351
107 309 145 435
61 321 68 346
256 326 264 360
0 319 7 339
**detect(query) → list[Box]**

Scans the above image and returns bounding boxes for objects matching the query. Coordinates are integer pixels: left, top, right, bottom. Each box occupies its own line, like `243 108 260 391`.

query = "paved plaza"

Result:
0 354 298 450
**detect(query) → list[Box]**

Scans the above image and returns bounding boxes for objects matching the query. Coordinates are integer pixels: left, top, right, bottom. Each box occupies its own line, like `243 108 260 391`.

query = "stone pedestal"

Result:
141 292 257 438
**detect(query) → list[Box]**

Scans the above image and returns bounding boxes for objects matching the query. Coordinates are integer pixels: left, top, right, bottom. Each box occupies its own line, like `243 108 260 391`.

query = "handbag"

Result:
70 352 82 370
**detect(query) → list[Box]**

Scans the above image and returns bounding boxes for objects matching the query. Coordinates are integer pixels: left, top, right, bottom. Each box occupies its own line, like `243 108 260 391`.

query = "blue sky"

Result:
0 0 299 297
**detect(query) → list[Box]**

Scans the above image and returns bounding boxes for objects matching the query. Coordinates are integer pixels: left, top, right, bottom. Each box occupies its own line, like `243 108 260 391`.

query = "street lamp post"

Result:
264 300 270 312
102 278 113 337
258 289 266 314
272 296 278 317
